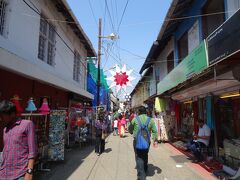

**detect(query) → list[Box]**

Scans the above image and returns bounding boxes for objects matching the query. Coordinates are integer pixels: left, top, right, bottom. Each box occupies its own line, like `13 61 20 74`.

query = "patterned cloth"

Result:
0 119 37 179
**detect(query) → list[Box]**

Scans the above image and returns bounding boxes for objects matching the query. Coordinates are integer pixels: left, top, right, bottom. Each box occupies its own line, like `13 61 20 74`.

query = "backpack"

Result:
135 116 151 150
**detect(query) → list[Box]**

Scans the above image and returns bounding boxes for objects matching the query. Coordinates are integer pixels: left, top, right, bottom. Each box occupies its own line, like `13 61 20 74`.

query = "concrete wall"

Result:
0 0 88 92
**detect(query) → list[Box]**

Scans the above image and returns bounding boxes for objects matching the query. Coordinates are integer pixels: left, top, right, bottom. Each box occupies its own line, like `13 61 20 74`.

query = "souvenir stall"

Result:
66 103 94 147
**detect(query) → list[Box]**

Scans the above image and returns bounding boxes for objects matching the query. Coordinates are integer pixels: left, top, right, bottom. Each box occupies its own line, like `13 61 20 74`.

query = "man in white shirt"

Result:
186 119 211 162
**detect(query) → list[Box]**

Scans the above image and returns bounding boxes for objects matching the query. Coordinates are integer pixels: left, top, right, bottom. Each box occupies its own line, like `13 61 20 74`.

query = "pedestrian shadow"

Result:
147 164 162 177
35 145 95 180
104 148 112 153
170 155 190 164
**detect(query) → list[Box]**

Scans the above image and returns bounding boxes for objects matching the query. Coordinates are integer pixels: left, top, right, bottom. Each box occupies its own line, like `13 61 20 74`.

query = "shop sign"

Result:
207 9 240 66
157 41 208 95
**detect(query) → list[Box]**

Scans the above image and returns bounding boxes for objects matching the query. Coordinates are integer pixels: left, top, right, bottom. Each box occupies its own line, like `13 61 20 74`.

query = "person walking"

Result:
113 117 118 136
0 100 37 180
95 114 107 156
95 119 103 156
120 115 126 138
128 106 158 180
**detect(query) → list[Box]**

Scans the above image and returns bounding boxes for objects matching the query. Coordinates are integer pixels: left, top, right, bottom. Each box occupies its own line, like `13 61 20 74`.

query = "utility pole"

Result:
97 18 102 107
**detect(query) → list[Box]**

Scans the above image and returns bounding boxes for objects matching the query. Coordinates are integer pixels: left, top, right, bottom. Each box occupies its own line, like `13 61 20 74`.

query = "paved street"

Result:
36 133 216 180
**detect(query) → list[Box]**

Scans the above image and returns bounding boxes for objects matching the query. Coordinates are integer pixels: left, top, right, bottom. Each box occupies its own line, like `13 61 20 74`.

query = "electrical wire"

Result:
115 45 145 59
102 46 142 78
88 0 98 28
117 0 130 32
12 8 236 28
105 0 116 33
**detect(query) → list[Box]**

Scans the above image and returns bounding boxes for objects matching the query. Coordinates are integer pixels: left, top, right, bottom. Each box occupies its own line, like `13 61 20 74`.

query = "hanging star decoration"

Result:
107 64 135 92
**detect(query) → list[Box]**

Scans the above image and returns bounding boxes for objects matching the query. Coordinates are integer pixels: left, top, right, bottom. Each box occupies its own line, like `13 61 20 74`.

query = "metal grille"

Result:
0 0 7 35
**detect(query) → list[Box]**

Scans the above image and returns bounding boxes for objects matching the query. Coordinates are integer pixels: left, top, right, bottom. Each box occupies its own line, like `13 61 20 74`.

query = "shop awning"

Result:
0 48 94 100
172 71 240 101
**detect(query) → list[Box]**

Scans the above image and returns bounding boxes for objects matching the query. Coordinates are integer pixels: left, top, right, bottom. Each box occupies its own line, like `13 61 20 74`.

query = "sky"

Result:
67 0 172 99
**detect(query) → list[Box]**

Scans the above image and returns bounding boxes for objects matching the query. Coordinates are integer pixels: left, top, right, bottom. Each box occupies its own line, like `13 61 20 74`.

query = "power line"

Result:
88 0 98 28
102 46 141 77
117 0 130 32
13 9 236 29
115 45 145 59
105 0 116 33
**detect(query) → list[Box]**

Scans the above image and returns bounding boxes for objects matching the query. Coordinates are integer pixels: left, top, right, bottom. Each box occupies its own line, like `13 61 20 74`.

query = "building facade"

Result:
0 0 96 150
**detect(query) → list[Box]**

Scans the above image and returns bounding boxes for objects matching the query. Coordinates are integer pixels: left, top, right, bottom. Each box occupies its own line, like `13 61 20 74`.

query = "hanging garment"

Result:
206 96 214 129
155 97 166 112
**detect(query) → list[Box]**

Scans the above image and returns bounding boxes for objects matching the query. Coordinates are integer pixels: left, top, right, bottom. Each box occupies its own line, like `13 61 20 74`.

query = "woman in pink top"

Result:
119 115 126 137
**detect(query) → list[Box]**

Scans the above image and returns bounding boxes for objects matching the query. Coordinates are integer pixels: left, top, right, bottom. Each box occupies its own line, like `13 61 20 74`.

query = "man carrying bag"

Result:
128 106 158 180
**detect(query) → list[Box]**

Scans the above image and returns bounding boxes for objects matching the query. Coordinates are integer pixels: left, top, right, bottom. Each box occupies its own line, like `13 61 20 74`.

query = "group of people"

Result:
113 114 127 137
0 98 212 180
125 107 211 180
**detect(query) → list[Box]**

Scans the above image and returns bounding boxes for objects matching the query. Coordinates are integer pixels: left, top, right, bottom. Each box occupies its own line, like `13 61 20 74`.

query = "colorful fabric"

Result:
206 96 214 129
48 110 66 161
0 120 37 179
155 97 166 112
128 114 157 141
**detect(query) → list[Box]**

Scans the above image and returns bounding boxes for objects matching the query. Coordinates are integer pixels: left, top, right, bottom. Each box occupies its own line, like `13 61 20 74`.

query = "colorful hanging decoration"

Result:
107 64 135 92
10 94 23 116
26 97 37 112
39 98 50 115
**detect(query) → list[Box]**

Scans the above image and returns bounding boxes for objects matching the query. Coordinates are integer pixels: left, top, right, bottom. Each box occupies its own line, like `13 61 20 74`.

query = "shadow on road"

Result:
147 164 162 177
104 148 112 153
170 155 190 164
35 145 95 180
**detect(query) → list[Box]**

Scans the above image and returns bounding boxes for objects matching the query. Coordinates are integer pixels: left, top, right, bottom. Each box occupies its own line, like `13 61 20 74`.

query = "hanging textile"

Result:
206 96 214 129
193 101 199 134
174 103 181 130
155 97 166 112
48 110 66 161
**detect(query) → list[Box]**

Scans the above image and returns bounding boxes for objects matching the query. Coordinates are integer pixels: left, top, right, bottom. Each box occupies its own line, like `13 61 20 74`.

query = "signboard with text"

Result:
157 41 208 95
207 9 240 66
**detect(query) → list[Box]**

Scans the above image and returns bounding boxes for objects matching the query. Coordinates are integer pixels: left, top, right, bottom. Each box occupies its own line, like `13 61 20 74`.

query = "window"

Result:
73 52 80 82
167 52 174 73
38 14 56 66
188 21 200 53
202 0 224 38
177 32 188 64
79 60 86 89
154 66 160 83
0 0 7 36
226 0 240 19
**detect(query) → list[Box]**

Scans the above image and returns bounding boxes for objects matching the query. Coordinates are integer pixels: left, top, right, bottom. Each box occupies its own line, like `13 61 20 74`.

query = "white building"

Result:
0 0 96 107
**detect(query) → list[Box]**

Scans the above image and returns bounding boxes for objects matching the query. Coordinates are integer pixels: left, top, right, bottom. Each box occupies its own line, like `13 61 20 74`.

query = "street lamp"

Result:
97 18 117 107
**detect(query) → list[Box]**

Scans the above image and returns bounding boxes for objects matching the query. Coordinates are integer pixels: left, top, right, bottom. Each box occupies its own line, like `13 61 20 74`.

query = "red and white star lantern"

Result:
107 64 135 92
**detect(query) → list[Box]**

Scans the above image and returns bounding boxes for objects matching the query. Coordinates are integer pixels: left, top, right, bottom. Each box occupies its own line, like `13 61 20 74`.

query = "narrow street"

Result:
37 133 216 180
